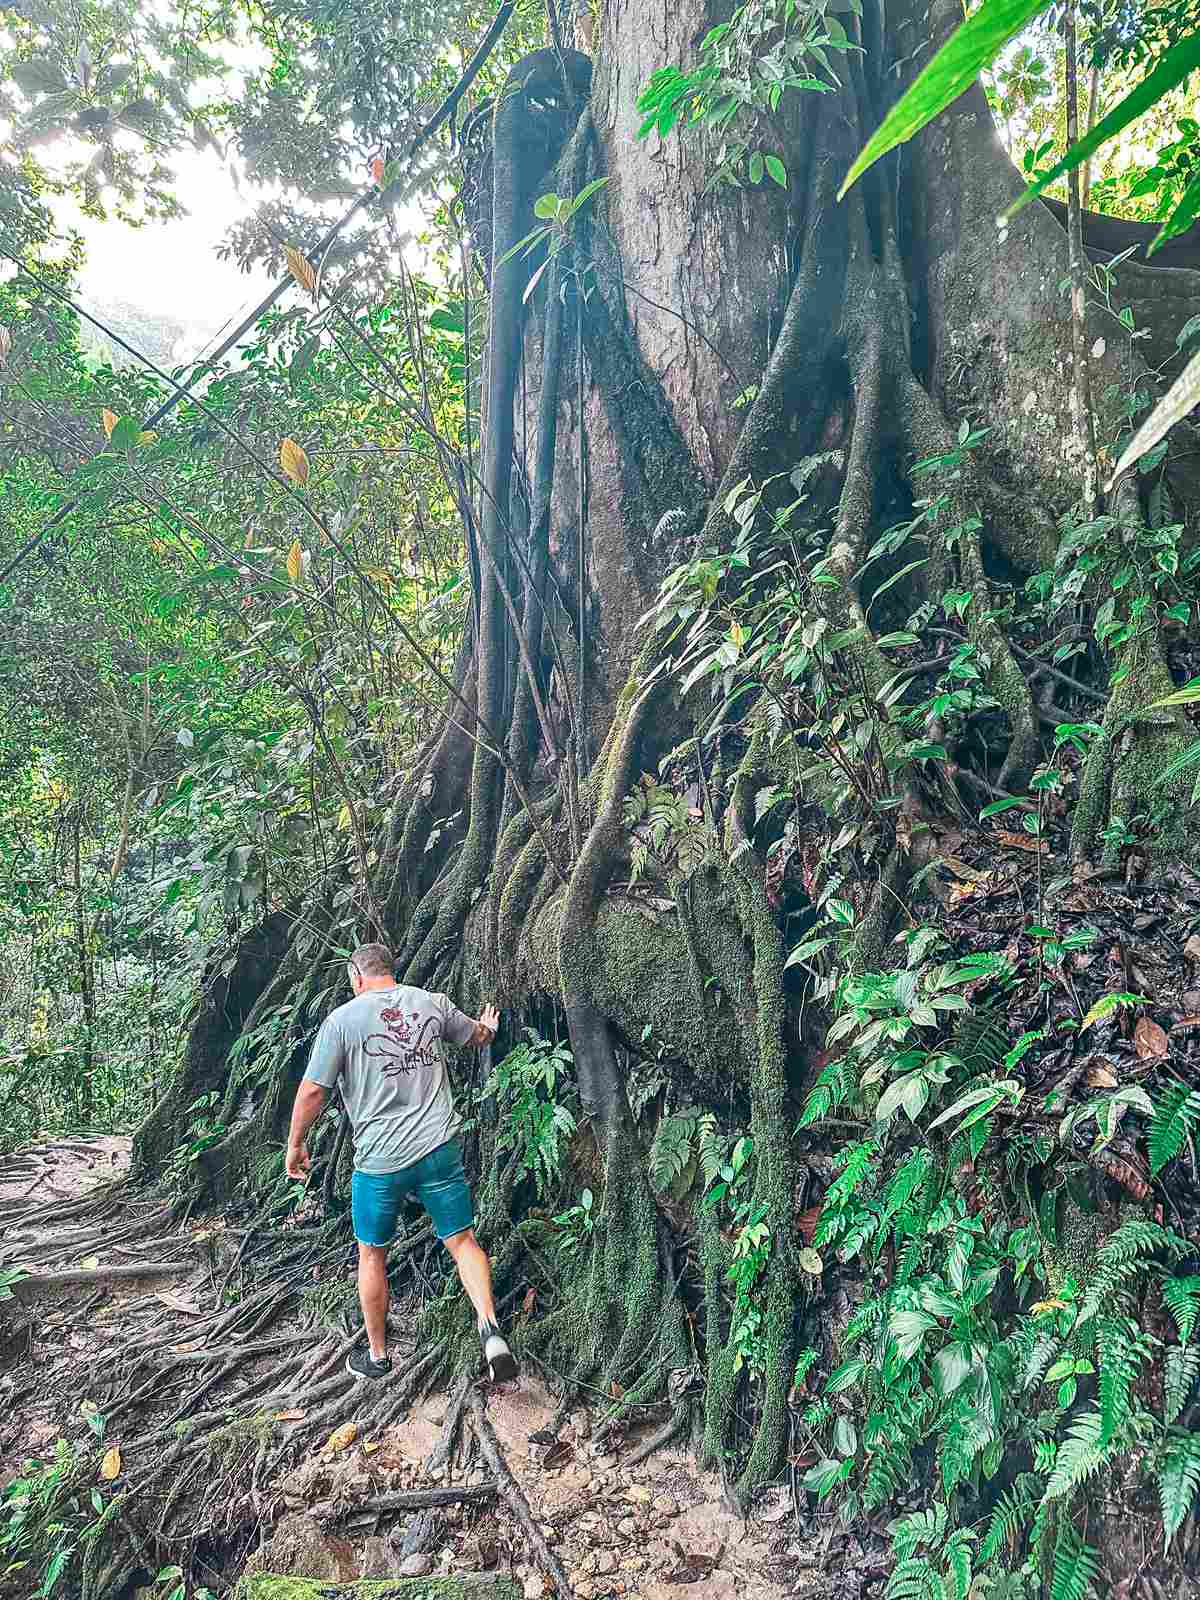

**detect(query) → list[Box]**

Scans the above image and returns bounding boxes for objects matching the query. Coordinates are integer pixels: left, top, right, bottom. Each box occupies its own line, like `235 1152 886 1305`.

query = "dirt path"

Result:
0 1142 857 1600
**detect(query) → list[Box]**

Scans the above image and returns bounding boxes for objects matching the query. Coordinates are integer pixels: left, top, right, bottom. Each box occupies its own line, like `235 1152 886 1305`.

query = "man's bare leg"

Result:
358 1243 390 1361
442 1228 497 1325
444 1228 517 1381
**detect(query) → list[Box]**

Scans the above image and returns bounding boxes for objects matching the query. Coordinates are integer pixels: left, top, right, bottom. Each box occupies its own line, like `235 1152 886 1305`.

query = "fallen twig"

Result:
311 1483 498 1520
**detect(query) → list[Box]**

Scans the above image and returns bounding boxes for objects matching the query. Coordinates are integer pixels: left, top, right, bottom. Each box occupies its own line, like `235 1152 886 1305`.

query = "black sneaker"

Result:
346 1346 393 1381
480 1322 518 1383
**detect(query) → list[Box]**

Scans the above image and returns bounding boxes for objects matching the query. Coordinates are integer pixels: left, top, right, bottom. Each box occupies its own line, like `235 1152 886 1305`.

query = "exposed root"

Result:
469 1387 574 1600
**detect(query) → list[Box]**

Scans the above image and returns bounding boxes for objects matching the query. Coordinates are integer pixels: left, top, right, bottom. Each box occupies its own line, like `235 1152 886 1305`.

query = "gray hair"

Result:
348 942 394 978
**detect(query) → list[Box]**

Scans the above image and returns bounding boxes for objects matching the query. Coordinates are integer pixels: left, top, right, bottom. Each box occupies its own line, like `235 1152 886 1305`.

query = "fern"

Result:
1049 1523 1099 1600
1075 1255 1159 1327
879 1148 933 1238
648 1106 718 1193
980 1478 1038 1563
889 1504 947 1561
1020 1332 1061 1393
886 1559 947 1600
1094 1217 1188 1268
944 1530 976 1600
1147 1078 1200 1175
1044 1411 1107 1500
799 1054 855 1126
1096 1315 1148 1445
1163 1274 1200 1342
953 1006 1010 1076
823 1139 877 1208
1164 1344 1200 1426
1156 1430 1200 1548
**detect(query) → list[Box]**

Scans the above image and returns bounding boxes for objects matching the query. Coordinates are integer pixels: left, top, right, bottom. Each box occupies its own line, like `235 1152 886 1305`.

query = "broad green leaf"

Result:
839 0 1050 199
111 416 140 451
1005 33 1200 223
1153 172 1200 256
765 153 788 187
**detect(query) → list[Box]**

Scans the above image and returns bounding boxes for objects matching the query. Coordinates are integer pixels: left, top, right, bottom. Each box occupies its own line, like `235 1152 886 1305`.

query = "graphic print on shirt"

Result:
362 1004 443 1079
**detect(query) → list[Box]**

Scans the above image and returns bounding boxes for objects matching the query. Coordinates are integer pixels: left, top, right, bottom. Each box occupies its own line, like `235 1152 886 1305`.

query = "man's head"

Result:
348 942 396 994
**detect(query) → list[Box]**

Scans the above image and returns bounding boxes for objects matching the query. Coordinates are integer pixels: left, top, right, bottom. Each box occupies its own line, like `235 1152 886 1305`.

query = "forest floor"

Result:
0 1139 862 1600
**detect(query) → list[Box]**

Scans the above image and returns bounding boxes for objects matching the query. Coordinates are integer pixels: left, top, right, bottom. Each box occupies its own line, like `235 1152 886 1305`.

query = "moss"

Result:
233 1579 520 1600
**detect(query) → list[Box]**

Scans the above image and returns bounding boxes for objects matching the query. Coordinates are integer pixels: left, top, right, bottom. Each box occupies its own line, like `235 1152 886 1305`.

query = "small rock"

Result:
398 1553 434 1578
594 1549 617 1575
625 1484 652 1503
652 1495 677 1518
522 1576 546 1600
618 1516 638 1536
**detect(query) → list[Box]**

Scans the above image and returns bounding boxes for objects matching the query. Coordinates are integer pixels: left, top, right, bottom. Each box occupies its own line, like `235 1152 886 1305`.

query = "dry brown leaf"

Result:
99 1446 121 1481
171 1340 202 1353
285 245 317 296
274 1409 306 1422
995 830 1047 854
101 408 118 438
1134 1016 1169 1060
280 438 310 486
156 1292 200 1315
797 1203 822 1243
286 539 303 584
362 1440 382 1456
521 1285 537 1316
324 1422 358 1453
1085 1063 1119 1089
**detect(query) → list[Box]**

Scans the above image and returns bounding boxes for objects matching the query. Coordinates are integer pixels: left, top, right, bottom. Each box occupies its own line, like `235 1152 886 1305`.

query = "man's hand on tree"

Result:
286 1142 311 1182
473 1003 500 1047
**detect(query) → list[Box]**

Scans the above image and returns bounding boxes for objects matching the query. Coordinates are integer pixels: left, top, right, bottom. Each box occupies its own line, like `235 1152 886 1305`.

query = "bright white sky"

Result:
61 146 279 359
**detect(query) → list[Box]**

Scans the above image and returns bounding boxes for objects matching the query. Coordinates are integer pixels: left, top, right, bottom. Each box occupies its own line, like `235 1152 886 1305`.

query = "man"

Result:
285 941 517 1384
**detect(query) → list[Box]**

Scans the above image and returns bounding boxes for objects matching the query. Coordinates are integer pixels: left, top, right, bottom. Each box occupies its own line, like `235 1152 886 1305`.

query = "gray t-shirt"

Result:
303 985 476 1174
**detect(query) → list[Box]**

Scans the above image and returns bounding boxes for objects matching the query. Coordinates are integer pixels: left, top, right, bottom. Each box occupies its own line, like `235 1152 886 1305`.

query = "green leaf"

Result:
749 150 764 184
110 415 141 451
533 192 561 220
1106 342 1200 495
1158 1432 1200 1550
764 153 788 187
933 1341 976 1397
1006 32 1200 224
839 0 1051 199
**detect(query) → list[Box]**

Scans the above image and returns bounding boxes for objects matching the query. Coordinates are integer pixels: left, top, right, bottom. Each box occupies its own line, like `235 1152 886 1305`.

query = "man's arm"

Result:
442 999 500 1049
286 1082 327 1180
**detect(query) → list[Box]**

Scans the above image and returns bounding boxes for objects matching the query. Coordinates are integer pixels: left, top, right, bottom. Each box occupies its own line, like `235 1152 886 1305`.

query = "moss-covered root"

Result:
234 1580 520 1600
1070 621 1198 865
522 1109 692 1419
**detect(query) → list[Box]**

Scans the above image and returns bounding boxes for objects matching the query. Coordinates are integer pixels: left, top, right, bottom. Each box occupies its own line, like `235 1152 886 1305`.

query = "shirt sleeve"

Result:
439 995 478 1048
304 1017 345 1088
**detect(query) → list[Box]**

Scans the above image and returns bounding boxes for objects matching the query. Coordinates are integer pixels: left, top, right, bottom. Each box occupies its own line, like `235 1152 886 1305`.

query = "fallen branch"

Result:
311 1483 498 1520
469 1389 573 1600
12 1260 193 1298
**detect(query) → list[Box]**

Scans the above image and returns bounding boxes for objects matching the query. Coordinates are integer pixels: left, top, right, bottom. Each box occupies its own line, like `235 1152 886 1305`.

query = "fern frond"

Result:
1049 1523 1099 1600
880 1149 933 1237
888 1504 948 1561
1163 1274 1200 1343
1157 1430 1200 1548
1076 1255 1160 1327
1020 1332 1061 1392
1165 1343 1200 1426
1148 1078 1200 1176
824 1140 877 1208
944 1530 976 1600
953 1006 1010 1076
1044 1411 1106 1500
799 1055 855 1127
1096 1315 1149 1445
980 1477 1038 1563
886 1558 947 1600
1095 1217 1188 1268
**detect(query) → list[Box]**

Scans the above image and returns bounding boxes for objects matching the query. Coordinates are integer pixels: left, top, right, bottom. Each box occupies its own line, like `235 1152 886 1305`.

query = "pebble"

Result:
594 1549 617 1575
653 1494 678 1518
522 1577 546 1600
618 1516 639 1536
398 1553 434 1577
625 1483 652 1503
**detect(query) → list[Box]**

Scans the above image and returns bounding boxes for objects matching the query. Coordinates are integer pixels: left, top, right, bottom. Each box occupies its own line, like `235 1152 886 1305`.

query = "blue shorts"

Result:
351 1138 474 1247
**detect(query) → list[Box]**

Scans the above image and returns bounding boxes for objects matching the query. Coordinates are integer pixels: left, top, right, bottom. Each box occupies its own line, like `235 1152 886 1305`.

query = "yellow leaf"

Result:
138 430 158 446
324 1422 358 1453
337 804 352 830
363 567 393 586
280 438 310 486
80 1256 100 1270
273 1408 306 1422
1030 1299 1067 1316
285 245 317 296
101 408 118 438
287 540 303 584
362 1440 382 1456
100 1446 121 1481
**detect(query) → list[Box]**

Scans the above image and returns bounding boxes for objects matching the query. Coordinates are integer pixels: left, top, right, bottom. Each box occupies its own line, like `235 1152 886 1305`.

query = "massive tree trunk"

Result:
135 0 1200 1561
